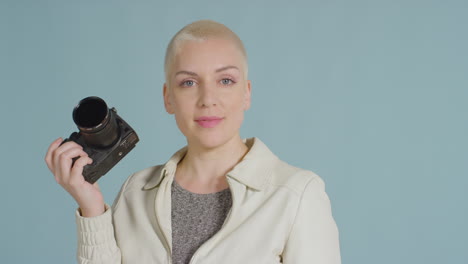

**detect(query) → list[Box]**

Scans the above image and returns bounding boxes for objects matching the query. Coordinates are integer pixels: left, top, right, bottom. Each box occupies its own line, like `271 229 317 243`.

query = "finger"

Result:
45 137 63 171
52 143 85 170
69 156 93 186
60 147 88 161
51 143 81 170
56 141 83 154
56 147 88 171
56 148 89 183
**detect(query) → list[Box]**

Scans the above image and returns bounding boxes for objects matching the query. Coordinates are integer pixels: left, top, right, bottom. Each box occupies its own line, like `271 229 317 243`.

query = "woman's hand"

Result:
45 137 105 217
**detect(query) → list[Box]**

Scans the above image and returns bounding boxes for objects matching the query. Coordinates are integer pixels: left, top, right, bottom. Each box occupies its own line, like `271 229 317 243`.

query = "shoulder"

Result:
111 164 165 209
269 158 324 197
242 137 325 196
119 164 166 193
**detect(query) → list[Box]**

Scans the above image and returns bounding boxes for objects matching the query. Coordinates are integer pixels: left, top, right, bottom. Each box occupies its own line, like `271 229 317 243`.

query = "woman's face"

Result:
163 38 251 149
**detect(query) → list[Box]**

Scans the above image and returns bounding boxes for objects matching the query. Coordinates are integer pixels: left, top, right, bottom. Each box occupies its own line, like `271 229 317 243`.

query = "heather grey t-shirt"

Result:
171 180 232 264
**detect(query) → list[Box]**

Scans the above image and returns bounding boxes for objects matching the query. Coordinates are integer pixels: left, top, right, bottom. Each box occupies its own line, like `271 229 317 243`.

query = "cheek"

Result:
171 97 195 132
173 109 194 138
172 94 193 115
227 95 246 125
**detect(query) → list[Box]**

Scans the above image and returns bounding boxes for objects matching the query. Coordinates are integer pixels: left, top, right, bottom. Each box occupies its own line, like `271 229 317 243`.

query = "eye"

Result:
220 78 235 85
181 80 196 87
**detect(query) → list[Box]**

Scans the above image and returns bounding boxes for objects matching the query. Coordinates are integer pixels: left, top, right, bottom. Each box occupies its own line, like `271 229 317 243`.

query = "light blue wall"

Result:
1 0 467 263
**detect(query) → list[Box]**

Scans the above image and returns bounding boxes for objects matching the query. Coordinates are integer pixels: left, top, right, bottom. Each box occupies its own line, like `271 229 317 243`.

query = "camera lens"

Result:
72 96 120 148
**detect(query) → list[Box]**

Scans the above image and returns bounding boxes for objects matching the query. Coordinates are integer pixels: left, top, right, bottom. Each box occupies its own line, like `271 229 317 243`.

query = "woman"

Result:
45 20 341 264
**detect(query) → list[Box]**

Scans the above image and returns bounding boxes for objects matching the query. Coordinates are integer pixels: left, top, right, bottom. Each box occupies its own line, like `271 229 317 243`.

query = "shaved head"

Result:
164 20 248 82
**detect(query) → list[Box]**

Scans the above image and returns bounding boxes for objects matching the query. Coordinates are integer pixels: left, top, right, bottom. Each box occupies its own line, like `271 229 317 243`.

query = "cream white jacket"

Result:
76 138 341 263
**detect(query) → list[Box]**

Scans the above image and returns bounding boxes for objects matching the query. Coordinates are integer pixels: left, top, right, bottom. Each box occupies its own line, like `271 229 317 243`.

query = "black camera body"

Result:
63 97 139 184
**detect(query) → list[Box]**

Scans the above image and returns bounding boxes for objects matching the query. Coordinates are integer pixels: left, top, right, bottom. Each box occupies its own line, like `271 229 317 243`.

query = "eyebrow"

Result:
175 70 197 77
215 65 240 73
175 65 240 77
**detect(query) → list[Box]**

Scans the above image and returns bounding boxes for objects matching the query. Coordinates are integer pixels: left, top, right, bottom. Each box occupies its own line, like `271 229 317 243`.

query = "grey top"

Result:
171 180 232 264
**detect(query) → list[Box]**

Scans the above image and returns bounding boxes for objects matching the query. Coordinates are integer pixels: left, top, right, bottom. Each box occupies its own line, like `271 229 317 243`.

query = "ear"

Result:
243 80 252 111
163 83 175 114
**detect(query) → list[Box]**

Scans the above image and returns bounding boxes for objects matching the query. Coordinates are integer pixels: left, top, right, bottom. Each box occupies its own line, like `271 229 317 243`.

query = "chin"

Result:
189 132 238 150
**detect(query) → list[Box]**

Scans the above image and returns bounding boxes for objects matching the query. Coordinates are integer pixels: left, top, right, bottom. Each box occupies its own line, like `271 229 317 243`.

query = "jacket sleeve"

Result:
75 204 122 264
282 176 341 264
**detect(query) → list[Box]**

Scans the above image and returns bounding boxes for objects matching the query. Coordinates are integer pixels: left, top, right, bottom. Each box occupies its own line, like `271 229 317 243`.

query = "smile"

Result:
195 116 223 128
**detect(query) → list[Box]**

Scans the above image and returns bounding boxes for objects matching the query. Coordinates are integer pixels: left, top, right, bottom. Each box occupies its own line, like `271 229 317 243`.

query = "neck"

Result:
175 135 249 193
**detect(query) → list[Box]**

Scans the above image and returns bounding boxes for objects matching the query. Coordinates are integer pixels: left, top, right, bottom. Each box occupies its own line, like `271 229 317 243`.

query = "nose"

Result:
197 84 218 108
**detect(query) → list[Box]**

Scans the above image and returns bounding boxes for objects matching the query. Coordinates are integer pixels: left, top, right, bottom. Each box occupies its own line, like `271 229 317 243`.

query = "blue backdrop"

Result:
1 0 467 263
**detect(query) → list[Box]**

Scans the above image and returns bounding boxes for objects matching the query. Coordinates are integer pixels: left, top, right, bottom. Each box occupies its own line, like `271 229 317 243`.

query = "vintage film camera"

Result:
62 96 139 183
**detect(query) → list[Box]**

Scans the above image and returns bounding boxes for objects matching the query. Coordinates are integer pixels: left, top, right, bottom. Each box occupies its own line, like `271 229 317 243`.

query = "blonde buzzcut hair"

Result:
164 20 248 82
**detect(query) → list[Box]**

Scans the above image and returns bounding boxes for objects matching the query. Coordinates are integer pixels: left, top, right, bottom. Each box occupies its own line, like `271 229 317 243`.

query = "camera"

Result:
62 96 139 183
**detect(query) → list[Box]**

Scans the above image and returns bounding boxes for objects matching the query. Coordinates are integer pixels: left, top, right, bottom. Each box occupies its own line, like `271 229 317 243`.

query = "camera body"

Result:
63 97 139 184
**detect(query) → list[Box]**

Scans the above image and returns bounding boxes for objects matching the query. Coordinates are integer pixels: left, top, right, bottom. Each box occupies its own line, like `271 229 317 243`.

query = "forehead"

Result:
172 38 246 73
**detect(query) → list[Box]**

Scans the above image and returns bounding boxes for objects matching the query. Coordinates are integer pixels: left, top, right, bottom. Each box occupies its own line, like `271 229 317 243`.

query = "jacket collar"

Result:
142 137 278 191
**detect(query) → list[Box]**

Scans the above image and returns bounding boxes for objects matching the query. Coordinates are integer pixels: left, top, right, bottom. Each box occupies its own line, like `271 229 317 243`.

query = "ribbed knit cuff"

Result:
75 204 115 245
75 204 120 261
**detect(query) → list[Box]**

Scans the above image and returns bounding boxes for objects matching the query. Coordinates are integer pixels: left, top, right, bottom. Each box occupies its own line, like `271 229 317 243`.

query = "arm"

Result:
282 176 341 264
45 138 122 263
76 205 122 264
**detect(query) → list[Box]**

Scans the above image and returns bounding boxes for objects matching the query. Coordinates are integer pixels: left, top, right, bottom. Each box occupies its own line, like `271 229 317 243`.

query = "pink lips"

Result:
195 116 223 128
